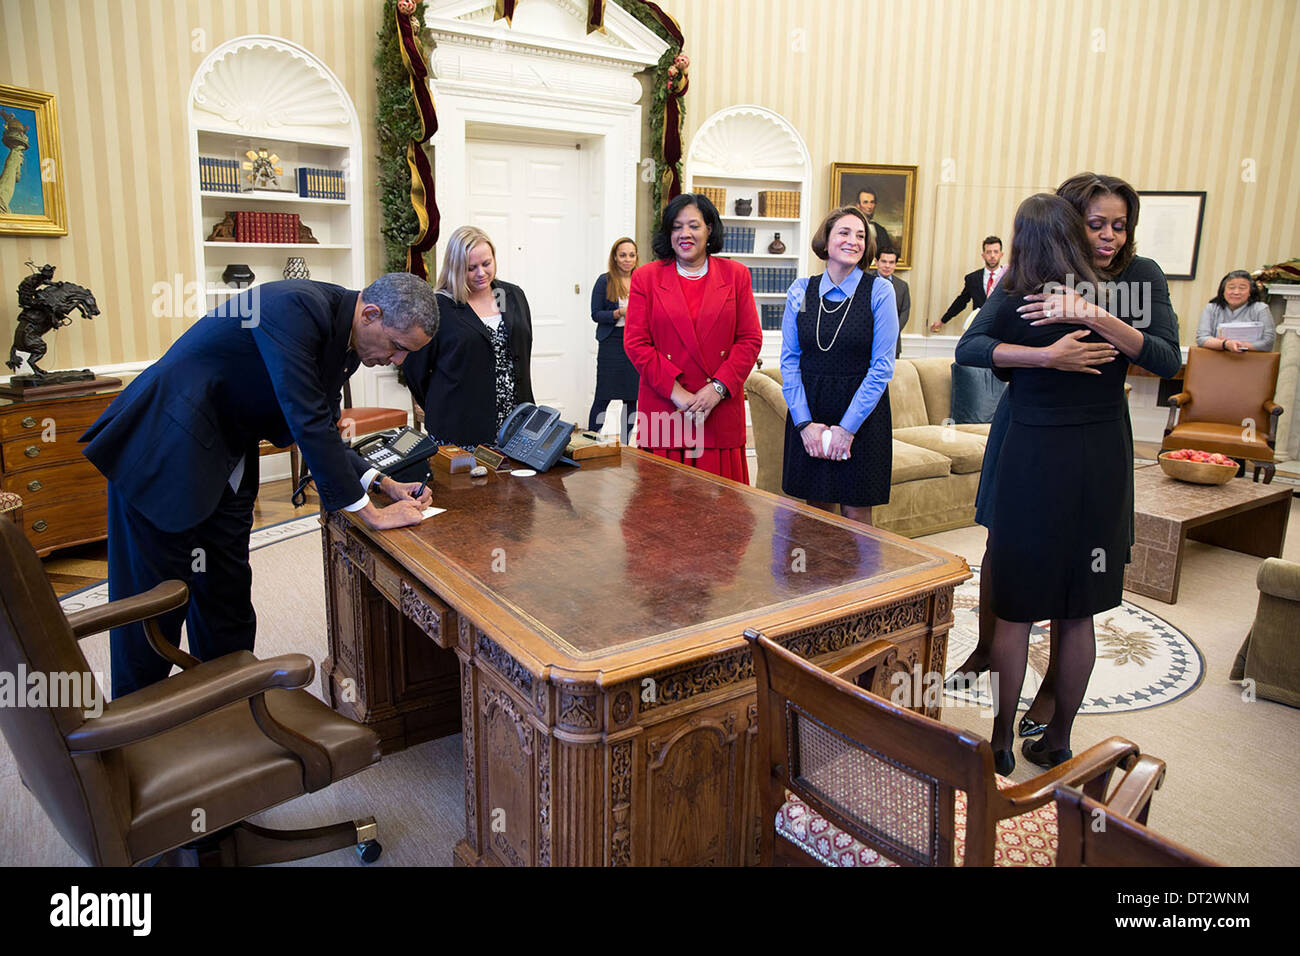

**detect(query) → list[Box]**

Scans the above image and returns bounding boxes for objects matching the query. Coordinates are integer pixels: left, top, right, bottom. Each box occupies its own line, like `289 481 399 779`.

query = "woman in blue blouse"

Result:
588 237 640 443
780 206 897 525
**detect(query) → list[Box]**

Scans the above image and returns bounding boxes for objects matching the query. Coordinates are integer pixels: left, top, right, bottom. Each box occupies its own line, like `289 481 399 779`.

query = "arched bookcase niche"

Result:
686 105 813 360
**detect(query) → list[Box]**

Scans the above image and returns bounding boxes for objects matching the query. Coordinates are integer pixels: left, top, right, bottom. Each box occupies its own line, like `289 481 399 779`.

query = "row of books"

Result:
758 190 800 218
231 211 302 243
749 266 797 294
199 157 242 193
722 226 755 254
760 304 784 330
297 167 346 200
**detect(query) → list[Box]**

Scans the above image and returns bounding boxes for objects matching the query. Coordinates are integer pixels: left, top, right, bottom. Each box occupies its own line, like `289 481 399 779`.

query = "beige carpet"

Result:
5 497 1298 866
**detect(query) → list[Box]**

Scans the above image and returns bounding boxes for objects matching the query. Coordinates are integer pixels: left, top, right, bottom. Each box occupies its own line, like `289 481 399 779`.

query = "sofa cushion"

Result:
893 426 986 474
955 423 992 437
950 364 1008 423
910 357 958 425
891 438 951 483
888 361 929 429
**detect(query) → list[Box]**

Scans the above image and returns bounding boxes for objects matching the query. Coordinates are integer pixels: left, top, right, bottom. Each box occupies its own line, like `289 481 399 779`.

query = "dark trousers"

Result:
107 450 259 698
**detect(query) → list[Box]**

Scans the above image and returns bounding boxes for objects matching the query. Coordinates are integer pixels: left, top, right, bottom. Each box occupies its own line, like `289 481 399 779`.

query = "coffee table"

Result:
1125 465 1293 603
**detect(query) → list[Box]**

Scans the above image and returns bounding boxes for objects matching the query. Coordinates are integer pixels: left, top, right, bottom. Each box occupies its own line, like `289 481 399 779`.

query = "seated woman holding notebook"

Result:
1196 270 1275 352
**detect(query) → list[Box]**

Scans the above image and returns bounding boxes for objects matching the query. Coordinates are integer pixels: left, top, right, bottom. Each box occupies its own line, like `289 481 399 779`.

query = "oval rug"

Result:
944 567 1205 715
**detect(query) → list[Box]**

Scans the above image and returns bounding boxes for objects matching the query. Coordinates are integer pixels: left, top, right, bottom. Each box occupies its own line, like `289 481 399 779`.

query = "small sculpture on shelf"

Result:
768 233 786 254
207 212 237 242
734 198 753 216
283 256 309 279
241 147 289 192
5 260 99 382
298 221 320 244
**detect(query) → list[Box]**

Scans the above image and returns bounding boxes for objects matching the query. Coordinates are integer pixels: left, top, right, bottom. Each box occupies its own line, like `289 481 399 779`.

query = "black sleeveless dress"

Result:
781 273 892 507
985 293 1131 622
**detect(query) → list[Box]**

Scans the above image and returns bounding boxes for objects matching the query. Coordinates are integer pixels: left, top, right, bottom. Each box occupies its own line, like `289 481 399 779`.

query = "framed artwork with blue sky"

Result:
1 84 68 236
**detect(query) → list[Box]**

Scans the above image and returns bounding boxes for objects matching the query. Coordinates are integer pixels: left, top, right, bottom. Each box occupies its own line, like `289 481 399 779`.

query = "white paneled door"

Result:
465 138 591 425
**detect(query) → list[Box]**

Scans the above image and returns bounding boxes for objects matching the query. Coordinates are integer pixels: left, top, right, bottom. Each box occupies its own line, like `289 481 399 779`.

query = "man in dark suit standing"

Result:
870 249 910 357
856 189 895 257
81 274 439 697
930 235 1004 331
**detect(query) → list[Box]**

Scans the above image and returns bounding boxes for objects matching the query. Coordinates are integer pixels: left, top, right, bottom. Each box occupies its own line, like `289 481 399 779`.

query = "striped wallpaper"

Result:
671 0 1300 341
2 0 1297 369
1 0 384 369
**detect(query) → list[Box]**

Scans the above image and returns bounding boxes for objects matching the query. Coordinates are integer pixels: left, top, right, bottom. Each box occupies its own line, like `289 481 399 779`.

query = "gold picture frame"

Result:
830 162 918 269
0 84 68 237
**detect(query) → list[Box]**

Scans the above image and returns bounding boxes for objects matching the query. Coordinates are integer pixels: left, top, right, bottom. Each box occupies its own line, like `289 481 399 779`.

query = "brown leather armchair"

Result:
1162 347 1283 483
0 518 383 866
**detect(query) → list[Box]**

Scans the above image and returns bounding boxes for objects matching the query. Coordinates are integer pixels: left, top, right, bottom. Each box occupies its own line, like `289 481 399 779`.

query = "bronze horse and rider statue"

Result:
7 261 100 381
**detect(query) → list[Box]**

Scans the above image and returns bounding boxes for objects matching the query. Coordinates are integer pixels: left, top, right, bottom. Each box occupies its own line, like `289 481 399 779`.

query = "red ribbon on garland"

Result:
396 4 439 278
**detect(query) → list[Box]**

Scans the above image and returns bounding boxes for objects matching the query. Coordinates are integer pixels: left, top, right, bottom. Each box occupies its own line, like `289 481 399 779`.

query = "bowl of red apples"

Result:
1158 449 1237 485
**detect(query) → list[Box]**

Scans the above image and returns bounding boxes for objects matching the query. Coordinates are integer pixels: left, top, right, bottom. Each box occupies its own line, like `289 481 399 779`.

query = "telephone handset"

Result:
356 426 440 484
496 403 573 472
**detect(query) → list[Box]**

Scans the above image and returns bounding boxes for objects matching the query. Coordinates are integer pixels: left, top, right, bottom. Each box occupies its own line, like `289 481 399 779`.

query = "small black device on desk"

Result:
356 426 439 484
496 403 574 473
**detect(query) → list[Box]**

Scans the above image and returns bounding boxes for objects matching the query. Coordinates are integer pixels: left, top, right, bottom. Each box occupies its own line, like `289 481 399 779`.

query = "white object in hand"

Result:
821 429 833 456
421 507 446 519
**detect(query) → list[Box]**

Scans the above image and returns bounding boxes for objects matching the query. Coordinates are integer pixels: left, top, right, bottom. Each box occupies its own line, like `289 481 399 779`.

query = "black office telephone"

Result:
496 403 574 472
356 426 440 484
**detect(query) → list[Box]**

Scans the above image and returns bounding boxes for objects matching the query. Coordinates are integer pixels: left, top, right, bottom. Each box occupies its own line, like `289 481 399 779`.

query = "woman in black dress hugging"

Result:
403 225 535 447
588 237 640 443
779 206 897 525
973 194 1134 776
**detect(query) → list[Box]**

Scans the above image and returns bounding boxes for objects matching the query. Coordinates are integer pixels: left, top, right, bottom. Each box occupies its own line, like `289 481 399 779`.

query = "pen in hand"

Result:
415 472 429 499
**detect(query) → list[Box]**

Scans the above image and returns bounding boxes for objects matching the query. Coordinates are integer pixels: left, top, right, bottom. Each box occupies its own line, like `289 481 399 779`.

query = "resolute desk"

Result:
321 449 969 866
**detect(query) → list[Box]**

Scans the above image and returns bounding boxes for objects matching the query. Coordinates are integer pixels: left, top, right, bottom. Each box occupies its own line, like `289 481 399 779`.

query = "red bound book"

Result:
290 213 300 243
235 210 248 242
257 211 269 243
274 212 284 243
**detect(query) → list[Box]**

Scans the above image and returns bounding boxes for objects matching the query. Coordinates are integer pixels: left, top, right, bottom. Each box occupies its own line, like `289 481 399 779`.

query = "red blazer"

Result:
624 256 762 449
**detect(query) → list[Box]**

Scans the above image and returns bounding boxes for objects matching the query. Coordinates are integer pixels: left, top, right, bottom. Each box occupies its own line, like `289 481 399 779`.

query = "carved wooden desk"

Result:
321 450 969 866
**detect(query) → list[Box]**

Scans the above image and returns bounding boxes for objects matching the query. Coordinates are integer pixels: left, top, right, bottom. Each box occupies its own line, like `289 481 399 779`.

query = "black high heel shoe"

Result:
944 663 990 692
1017 715 1048 738
1021 738 1071 770
993 750 1015 776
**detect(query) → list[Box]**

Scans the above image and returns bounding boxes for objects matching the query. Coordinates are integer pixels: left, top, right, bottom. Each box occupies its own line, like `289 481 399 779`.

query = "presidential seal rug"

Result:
943 567 1205 715
57 514 323 614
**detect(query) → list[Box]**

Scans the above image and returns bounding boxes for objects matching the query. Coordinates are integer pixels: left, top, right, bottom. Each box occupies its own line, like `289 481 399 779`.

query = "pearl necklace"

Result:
676 259 709 280
815 275 857 352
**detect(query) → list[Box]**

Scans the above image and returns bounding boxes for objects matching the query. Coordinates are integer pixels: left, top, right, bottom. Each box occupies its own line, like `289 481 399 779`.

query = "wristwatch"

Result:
709 378 729 399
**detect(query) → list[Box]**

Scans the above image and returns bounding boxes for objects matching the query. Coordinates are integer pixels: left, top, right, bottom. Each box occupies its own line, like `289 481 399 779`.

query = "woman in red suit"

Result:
624 193 763 481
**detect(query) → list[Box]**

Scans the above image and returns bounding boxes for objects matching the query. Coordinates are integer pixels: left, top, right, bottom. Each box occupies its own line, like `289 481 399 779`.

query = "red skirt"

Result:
647 446 749 484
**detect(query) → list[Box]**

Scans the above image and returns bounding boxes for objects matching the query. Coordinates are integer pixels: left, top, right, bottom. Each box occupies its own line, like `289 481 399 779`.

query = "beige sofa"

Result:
746 357 992 537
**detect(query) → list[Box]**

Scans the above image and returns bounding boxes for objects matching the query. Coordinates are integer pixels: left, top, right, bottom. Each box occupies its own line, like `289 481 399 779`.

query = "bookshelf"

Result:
187 37 364 313
685 106 812 366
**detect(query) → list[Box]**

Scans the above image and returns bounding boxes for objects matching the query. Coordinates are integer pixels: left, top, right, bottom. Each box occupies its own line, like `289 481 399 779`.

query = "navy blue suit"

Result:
81 281 369 696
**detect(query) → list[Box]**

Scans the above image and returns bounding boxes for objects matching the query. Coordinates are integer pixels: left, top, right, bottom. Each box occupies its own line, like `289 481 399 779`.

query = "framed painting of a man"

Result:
1 84 68 237
831 163 917 269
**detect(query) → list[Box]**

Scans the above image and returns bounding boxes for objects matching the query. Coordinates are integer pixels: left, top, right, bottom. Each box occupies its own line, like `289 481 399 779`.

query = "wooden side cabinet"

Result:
0 388 118 557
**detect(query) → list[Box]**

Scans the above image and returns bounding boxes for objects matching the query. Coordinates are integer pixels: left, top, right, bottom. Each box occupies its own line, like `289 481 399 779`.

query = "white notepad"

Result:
422 507 445 519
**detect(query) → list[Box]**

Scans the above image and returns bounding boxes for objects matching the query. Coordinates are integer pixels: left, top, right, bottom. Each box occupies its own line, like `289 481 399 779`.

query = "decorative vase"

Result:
768 233 786 254
221 263 255 288
283 256 310 280
734 198 753 216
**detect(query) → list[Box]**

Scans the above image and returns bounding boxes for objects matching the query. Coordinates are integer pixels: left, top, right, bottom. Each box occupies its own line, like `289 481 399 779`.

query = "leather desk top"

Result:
348 449 969 681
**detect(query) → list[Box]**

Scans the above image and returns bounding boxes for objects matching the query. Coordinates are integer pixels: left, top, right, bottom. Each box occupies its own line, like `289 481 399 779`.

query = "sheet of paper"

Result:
422 507 446 519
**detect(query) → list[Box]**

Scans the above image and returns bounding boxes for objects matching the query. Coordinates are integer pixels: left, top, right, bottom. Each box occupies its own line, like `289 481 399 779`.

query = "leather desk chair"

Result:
259 380 408 501
338 379 408 443
746 629 1167 866
0 518 383 866
1162 347 1283 483
1055 785 1218 866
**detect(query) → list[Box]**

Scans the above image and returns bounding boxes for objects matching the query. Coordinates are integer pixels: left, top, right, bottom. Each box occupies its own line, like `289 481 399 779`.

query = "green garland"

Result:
374 0 434 275
621 3 684 217
374 1 682 262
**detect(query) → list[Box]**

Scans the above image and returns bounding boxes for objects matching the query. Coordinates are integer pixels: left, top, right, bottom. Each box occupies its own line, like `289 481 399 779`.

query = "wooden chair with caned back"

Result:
1055 785 1218 866
1162 346 1283 482
746 628 1167 867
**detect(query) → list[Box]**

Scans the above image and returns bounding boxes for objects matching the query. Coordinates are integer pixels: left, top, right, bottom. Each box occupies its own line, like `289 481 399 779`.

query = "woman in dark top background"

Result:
403 225 534 447
588 237 640 443
951 173 1182 743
